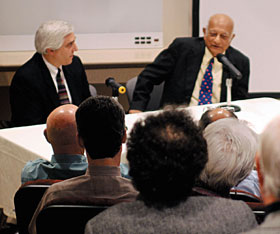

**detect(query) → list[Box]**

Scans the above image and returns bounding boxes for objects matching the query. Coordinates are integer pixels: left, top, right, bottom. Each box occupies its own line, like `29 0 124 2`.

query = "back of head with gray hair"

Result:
259 115 280 198
35 20 74 54
199 118 258 195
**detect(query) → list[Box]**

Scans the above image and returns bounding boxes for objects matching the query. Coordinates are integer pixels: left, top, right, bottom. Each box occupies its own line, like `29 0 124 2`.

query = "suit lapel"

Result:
36 53 60 106
184 39 205 95
189 39 205 77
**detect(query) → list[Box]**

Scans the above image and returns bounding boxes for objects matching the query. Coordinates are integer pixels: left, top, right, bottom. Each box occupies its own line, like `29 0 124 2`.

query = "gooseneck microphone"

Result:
217 54 242 80
105 77 126 94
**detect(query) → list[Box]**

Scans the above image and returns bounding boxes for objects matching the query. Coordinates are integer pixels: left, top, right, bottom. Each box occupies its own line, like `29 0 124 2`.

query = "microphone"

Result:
105 77 126 94
217 54 242 80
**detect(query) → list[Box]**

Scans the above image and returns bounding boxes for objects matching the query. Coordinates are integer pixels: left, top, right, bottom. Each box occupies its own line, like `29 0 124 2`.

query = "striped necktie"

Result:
56 68 70 105
198 58 214 105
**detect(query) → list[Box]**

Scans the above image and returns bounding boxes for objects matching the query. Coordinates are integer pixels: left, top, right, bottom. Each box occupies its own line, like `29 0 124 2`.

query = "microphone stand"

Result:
105 77 126 103
111 88 120 102
218 78 241 112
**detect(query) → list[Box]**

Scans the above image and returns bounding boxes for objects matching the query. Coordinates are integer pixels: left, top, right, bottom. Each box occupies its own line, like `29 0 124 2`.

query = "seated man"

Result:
197 118 259 198
244 115 280 233
85 108 257 234
129 14 249 113
21 104 87 184
29 96 138 234
198 107 260 197
10 20 91 127
21 104 130 184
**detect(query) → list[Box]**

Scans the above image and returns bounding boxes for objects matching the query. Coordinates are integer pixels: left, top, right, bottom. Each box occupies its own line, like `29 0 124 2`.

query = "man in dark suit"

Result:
10 20 91 127
129 14 250 113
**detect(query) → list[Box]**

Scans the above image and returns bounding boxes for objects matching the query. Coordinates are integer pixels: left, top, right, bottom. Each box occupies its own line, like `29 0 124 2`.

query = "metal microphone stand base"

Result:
218 104 241 112
218 78 241 112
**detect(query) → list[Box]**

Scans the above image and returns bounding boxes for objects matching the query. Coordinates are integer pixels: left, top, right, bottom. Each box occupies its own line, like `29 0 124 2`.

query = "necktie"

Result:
56 68 70 105
198 58 214 105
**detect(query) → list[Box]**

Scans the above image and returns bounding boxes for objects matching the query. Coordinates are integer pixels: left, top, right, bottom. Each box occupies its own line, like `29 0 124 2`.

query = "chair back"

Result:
36 204 109 234
14 179 62 234
230 189 262 203
14 185 50 234
230 189 265 224
89 84 97 97
126 76 164 111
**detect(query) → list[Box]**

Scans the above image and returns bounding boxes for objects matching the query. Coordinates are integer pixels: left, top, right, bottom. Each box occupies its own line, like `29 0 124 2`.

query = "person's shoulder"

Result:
171 37 203 46
227 46 250 62
187 196 257 230
19 52 42 68
13 53 43 77
21 159 49 183
23 158 49 170
189 195 252 211
46 174 85 191
167 37 204 55
212 197 256 219
87 200 141 223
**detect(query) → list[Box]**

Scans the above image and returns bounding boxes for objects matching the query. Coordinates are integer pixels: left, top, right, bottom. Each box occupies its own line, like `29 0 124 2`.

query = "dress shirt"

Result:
42 55 72 103
189 47 223 106
232 170 261 198
21 154 88 184
21 155 130 184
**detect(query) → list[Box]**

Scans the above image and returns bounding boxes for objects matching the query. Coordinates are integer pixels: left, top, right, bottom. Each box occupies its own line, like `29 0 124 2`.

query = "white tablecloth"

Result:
1 97 280 219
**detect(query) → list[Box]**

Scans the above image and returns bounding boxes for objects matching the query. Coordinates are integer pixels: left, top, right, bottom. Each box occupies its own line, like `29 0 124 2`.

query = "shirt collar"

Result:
51 154 87 163
203 47 224 69
42 54 62 78
202 47 214 66
86 165 121 176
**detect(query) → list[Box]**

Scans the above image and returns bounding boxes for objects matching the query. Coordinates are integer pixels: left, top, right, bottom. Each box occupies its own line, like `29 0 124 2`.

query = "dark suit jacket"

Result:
130 37 250 111
10 53 91 127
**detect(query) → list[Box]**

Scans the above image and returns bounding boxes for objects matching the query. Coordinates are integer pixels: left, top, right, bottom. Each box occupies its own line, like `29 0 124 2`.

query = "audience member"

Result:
21 103 130 184
10 20 91 127
21 104 87 184
29 96 138 234
198 107 260 197
85 109 257 234
197 118 259 198
198 107 237 129
244 115 280 233
129 14 249 113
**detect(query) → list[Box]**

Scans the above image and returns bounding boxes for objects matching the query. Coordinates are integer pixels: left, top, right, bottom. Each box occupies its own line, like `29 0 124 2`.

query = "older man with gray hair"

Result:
196 118 259 198
10 20 91 127
244 115 280 233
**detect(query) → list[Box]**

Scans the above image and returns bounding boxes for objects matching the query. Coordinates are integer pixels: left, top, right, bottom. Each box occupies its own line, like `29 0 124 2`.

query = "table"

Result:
1 97 280 220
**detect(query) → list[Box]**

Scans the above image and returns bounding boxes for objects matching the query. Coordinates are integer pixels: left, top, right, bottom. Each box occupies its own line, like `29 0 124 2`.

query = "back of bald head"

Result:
199 107 237 130
45 104 78 146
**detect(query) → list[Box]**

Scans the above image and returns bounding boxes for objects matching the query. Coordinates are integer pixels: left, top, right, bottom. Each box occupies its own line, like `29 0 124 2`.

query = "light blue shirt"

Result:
21 154 130 184
232 170 261 198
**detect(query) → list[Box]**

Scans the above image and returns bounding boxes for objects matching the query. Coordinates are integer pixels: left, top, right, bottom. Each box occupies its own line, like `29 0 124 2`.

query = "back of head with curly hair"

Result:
127 109 208 210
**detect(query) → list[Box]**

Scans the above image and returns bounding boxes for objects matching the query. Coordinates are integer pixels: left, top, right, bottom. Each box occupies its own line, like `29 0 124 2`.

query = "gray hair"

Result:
200 118 258 192
260 115 280 198
35 20 74 54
